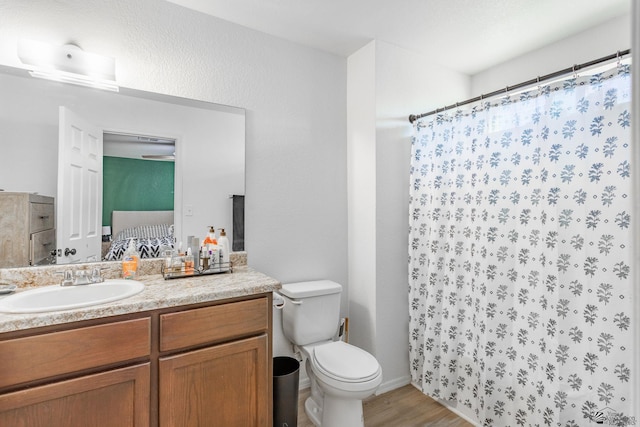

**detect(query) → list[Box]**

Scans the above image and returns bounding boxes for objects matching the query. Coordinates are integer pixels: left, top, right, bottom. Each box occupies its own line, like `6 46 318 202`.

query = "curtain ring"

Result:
616 50 622 69
572 64 578 79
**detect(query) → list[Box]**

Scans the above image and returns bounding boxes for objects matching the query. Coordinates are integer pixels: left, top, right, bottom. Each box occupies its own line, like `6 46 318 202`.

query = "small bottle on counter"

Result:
209 247 220 272
218 228 230 272
200 246 210 270
169 243 184 275
161 244 173 274
188 237 200 272
184 248 194 275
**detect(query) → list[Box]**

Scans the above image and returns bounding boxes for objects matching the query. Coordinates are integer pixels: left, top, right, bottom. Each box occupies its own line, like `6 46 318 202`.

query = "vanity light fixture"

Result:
17 39 119 92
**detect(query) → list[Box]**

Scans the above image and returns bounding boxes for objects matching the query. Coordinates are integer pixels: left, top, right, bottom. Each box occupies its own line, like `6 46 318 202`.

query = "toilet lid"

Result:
312 341 380 382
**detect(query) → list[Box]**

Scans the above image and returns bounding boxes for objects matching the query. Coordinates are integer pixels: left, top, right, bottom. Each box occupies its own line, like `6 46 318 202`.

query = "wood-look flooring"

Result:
296 384 475 427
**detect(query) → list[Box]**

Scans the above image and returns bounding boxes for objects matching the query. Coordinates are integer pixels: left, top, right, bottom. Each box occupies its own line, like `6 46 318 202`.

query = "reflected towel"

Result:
232 195 245 251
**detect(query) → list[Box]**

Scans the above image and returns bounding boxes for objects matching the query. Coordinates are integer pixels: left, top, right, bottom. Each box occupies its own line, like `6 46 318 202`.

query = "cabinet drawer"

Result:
30 228 56 265
160 297 268 352
0 318 150 389
29 202 54 233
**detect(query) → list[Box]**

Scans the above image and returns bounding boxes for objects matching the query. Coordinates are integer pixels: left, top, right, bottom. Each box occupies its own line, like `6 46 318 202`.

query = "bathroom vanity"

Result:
0 265 280 426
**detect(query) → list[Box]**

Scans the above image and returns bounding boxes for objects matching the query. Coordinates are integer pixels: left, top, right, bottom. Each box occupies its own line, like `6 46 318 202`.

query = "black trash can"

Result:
273 356 300 427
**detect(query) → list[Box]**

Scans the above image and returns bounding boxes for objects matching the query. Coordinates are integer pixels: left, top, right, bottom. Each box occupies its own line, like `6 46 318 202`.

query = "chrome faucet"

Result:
57 268 106 286
72 270 92 285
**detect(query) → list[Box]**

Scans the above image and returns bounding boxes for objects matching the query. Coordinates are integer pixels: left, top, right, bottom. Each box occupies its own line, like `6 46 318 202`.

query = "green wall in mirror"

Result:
102 156 175 227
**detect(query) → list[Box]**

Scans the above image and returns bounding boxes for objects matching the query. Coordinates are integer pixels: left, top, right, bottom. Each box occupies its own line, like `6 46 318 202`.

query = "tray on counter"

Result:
161 262 233 280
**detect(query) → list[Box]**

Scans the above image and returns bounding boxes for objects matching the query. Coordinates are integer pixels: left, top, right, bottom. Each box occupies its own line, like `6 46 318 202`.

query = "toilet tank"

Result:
279 280 342 346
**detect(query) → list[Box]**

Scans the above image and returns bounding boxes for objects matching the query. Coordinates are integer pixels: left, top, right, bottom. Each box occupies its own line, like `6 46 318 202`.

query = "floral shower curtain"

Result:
408 63 634 427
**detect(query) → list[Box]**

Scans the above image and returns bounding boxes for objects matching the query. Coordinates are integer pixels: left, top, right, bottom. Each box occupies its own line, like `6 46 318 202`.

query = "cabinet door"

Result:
159 334 269 427
0 363 150 427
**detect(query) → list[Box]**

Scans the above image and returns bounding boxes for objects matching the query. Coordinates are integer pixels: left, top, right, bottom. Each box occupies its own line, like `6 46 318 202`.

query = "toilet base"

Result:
304 396 322 427
323 394 365 427
305 394 365 427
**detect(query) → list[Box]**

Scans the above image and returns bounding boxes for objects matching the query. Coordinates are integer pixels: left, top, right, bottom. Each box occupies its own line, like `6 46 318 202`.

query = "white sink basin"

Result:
0 280 145 314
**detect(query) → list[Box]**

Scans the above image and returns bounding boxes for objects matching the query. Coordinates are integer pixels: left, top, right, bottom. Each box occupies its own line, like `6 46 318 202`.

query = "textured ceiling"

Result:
167 0 630 75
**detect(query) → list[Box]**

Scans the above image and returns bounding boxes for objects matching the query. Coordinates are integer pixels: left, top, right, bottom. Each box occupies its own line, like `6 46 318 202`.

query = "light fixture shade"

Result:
17 39 118 91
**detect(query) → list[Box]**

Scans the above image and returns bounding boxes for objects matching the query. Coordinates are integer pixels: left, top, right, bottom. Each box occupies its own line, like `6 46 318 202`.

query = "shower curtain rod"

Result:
408 48 631 123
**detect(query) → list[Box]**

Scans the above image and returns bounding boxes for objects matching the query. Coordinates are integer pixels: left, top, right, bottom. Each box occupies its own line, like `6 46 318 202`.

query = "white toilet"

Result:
278 280 382 427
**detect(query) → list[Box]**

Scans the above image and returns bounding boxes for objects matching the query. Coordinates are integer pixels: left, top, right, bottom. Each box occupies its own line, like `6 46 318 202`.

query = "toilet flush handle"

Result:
273 293 286 309
289 300 303 305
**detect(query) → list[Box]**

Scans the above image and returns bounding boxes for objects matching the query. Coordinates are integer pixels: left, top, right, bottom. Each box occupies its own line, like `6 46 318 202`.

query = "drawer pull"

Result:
42 241 53 247
39 215 50 220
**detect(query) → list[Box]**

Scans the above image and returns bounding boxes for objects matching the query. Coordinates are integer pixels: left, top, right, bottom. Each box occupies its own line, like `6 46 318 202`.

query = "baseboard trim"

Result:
409 382 480 426
376 375 411 395
299 376 310 390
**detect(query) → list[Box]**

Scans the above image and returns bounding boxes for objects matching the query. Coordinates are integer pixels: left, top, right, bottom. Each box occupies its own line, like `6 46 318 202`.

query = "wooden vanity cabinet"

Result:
0 294 273 427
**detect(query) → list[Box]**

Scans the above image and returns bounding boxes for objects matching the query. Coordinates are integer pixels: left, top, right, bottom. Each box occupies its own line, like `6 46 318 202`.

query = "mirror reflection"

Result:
0 65 245 268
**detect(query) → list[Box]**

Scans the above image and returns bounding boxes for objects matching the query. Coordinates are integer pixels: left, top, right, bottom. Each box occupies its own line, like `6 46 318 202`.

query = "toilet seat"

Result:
311 341 381 383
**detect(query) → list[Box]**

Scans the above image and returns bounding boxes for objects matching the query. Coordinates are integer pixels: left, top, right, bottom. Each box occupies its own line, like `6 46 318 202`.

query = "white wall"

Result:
0 0 348 287
347 40 469 393
375 41 470 392
471 14 631 96
347 41 378 355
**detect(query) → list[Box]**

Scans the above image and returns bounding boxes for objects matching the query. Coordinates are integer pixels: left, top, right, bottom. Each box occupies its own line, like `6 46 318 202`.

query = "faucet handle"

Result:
55 270 74 286
91 267 108 283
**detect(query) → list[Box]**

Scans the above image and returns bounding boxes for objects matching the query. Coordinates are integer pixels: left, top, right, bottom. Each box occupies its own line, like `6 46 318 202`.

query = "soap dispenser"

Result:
218 228 230 272
203 226 218 247
122 239 140 279
202 226 220 272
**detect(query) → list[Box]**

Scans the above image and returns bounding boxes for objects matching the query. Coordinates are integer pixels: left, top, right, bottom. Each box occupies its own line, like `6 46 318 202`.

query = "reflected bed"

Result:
104 210 174 260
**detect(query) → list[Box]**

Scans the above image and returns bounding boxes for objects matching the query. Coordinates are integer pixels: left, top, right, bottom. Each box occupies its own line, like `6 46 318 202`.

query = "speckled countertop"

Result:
0 254 281 334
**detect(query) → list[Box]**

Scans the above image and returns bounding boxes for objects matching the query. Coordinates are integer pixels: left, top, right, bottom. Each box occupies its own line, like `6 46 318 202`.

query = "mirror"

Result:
0 65 245 268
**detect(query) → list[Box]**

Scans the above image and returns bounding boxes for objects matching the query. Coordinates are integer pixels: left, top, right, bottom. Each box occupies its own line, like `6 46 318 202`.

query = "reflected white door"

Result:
57 107 103 264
